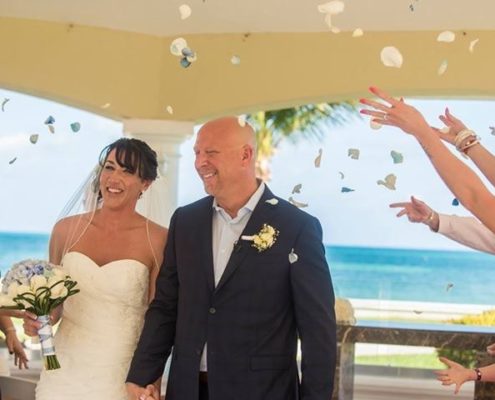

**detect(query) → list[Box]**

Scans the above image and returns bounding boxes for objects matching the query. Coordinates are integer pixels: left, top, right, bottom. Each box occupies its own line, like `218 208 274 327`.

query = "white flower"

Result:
0 294 16 307
265 198 278 205
30 275 48 293
242 224 279 252
16 284 33 297
48 278 68 299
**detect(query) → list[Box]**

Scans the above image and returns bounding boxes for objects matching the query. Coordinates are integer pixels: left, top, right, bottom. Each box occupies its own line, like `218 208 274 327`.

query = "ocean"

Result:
1 231 494 305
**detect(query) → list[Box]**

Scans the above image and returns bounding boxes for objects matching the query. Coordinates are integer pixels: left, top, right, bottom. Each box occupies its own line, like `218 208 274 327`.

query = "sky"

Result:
1 88 495 250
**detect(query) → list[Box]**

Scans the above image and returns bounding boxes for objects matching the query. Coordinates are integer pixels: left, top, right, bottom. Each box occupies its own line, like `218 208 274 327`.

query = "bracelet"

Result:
460 137 480 154
425 211 435 223
475 367 482 381
454 129 475 149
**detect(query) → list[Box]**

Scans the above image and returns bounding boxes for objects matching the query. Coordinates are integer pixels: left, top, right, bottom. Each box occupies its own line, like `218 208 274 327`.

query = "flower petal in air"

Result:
317 1 345 15
292 184 302 194
166 105 174 115
370 120 383 130
348 148 360 160
437 31 456 43
170 37 188 56
179 4 192 20
231 55 241 65
314 148 323 168
265 198 279 205
289 197 308 208
352 28 364 37
437 60 448 76
70 122 81 132
380 46 403 68
288 249 299 264
469 38 479 53
29 134 39 144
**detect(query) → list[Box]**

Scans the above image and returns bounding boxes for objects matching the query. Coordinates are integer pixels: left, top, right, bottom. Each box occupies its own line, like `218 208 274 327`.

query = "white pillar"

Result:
123 119 194 227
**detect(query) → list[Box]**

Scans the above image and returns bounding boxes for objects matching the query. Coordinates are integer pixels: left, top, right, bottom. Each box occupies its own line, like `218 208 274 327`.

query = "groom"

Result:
126 117 337 400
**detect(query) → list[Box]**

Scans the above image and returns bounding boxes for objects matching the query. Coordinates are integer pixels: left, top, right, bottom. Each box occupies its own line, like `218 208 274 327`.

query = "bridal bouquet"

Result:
0 259 79 370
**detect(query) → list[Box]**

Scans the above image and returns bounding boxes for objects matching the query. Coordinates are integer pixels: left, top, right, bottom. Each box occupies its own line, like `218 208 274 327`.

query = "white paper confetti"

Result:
352 28 364 37
314 148 323 168
317 1 345 15
170 37 188 56
231 55 241 65
380 46 403 68
348 148 360 160
437 60 448 76
292 184 302 194
29 134 39 144
490 126 495 136
330 26 341 34
166 105 174 115
265 198 279 205
370 120 383 130
101 103 111 109
469 38 479 53
47 124 55 134
289 249 299 264
289 197 308 208
377 173 397 190
237 115 246 127
437 31 456 43
179 4 192 20
338 171 345 179
8 157 16 165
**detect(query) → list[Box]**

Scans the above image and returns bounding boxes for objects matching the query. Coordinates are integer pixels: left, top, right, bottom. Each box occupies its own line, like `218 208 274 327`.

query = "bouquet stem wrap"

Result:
37 315 60 370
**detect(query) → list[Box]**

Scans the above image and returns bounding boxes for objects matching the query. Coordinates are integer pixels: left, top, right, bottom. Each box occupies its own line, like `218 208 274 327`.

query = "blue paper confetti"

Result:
452 198 459 206
70 122 81 132
341 187 355 193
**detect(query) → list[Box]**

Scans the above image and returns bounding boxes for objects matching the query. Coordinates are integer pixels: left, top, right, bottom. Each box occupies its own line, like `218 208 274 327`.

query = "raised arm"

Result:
360 87 495 234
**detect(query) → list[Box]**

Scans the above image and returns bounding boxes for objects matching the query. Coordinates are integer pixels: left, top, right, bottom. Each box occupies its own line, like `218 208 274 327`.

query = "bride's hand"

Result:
22 311 58 337
5 330 29 369
126 383 159 400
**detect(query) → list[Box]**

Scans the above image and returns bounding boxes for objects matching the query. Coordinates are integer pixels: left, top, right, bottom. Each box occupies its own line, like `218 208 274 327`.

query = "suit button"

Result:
209 307 216 314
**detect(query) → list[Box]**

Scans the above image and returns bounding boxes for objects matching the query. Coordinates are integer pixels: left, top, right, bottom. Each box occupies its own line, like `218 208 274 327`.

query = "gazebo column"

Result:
123 119 194 227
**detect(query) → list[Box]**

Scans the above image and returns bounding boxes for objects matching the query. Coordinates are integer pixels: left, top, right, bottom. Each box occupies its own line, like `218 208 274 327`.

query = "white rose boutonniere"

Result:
242 224 279 252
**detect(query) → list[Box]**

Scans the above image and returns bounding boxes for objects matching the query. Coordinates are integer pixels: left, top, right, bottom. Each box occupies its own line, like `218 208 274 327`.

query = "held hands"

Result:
434 357 473 394
126 382 160 400
5 330 29 369
389 196 439 231
360 86 431 135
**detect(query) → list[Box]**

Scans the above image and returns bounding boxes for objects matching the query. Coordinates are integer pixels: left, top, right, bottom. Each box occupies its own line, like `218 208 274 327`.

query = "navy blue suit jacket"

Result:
127 186 337 400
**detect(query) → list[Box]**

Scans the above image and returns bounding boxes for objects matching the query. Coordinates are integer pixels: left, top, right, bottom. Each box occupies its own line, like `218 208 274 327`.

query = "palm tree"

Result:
247 101 359 181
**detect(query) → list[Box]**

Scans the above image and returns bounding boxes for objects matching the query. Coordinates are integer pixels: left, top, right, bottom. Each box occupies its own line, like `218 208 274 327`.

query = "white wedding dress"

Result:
35 251 149 400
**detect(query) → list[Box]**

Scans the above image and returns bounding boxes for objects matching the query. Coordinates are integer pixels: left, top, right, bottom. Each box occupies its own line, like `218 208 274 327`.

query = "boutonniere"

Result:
241 224 279 252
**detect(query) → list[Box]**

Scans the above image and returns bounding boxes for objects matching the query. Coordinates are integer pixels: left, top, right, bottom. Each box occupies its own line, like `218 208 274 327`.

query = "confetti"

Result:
390 150 403 164
180 58 192 68
338 171 345 179
166 105 174 115
314 148 323 168
179 4 192 20
380 46 403 68
292 184 302 194
469 38 479 53
1 98 10 112
440 126 451 134
101 103 111 109
289 197 308 208
170 37 188 56
47 124 55 134
341 187 354 193
288 249 299 264
317 1 345 15
29 134 39 144
452 198 459 206
377 173 397 190
370 120 383 130
352 28 364 37
330 26 341 34
265 198 279 205
437 60 448 76
446 282 454 292
70 122 81 132
44 116 55 125
8 157 17 165
231 55 241 65
489 126 495 135
237 115 246 127
437 31 456 43
348 148 360 160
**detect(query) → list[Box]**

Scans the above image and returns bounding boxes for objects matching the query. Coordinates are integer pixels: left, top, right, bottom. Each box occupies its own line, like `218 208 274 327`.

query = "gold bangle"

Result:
426 211 435 222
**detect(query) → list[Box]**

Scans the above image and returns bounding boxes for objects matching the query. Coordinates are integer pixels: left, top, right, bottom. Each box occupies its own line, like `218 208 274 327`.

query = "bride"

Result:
22 138 168 399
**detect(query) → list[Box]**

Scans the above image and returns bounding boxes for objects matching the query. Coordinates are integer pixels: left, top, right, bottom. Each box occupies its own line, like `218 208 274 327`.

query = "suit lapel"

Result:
199 197 215 292
215 186 276 293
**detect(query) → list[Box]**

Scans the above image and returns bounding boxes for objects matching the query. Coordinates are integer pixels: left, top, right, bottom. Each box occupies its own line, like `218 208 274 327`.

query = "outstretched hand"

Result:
434 356 472 394
433 108 469 146
360 86 431 136
389 196 439 231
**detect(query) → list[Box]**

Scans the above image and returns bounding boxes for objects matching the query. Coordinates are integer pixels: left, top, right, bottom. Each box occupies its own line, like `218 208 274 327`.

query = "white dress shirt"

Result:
438 213 495 255
199 182 266 371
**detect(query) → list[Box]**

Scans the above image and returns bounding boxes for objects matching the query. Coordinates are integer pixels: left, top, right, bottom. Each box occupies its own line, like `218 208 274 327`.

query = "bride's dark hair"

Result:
99 138 159 182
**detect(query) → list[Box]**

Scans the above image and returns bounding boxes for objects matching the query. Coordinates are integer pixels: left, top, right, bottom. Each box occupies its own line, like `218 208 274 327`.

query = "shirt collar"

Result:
213 181 266 216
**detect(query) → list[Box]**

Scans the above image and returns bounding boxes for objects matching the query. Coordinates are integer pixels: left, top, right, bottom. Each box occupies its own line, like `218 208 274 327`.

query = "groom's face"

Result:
194 124 243 199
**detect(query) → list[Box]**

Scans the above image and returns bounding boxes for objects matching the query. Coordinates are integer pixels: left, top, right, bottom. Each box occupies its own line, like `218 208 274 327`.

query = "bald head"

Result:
198 116 256 151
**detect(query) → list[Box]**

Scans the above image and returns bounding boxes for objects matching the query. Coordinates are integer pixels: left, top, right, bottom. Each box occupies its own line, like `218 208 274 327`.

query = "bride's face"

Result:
99 150 149 210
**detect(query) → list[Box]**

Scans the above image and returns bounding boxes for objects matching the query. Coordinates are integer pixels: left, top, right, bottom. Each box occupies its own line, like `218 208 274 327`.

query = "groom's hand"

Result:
126 382 159 400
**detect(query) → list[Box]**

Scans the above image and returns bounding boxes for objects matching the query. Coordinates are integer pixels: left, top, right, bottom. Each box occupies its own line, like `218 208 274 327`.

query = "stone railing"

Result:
334 321 495 400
